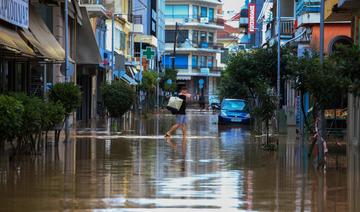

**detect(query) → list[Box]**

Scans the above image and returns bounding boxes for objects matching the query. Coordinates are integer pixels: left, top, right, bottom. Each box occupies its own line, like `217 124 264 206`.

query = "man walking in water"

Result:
165 87 191 137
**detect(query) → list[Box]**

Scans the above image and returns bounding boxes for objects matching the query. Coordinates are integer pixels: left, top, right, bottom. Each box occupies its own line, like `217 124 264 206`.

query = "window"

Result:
208 56 214 68
175 54 189 69
201 7 207 17
200 56 207 68
165 5 189 18
200 31 207 42
192 30 199 46
193 5 199 19
165 30 188 43
115 28 121 49
120 31 126 50
208 32 214 45
209 8 214 22
165 5 173 17
164 55 173 69
222 100 247 111
192 55 198 68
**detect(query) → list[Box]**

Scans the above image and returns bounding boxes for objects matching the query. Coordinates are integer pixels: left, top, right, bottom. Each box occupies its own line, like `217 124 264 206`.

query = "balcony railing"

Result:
132 15 142 24
280 19 294 36
165 15 224 26
166 42 222 51
272 18 295 38
163 64 222 73
80 0 104 4
296 0 320 16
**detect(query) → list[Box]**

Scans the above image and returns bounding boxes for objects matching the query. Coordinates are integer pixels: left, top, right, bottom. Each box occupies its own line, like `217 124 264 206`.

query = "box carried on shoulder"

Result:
166 96 183 114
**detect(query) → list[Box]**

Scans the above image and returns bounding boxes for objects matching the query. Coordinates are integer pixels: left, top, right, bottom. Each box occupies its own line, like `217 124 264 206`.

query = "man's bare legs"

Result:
166 124 181 136
181 124 187 138
166 124 187 137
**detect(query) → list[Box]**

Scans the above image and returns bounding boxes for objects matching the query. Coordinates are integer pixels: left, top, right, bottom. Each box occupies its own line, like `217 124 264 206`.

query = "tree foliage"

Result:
218 46 295 141
48 82 82 115
140 71 158 93
0 95 24 143
101 81 135 118
160 69 178 92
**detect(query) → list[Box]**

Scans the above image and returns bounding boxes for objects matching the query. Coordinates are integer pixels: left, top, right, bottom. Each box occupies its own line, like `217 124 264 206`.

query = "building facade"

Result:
164 0 224 101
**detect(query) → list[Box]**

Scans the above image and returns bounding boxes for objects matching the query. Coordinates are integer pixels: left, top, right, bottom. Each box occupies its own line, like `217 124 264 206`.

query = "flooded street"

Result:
0 111 353 211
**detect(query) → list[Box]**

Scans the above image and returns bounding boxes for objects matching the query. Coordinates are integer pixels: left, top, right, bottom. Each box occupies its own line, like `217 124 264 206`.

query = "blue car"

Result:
218 99 251 124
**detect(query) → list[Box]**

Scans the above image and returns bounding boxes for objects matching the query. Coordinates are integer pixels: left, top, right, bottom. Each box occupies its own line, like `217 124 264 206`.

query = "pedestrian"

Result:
199 94 205 110
165 87 191 138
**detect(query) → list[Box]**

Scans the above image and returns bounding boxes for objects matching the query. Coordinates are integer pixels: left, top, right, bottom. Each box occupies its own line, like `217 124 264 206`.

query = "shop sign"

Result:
0 0 29 28
248 3 256 34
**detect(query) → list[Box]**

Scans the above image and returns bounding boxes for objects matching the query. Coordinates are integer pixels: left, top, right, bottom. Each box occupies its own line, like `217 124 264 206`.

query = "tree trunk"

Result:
317 108 326 169
266 120 269 145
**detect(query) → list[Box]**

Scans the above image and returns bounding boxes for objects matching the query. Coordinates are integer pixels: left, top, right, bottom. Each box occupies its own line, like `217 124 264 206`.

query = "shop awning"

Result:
0 25 35 57
76 7 101 65
122 74 138 85
72 0 83 26
134 34 158 48
19 6 65 61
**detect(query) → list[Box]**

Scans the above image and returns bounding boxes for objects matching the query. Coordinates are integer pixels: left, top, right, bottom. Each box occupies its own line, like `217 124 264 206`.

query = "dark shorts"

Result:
176 115 187 125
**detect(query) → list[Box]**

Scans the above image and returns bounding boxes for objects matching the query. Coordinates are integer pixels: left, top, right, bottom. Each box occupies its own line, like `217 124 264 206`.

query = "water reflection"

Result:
0 113 351 211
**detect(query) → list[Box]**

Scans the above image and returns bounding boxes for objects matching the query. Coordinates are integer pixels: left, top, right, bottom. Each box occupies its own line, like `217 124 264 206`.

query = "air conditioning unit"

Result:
200 17 209 23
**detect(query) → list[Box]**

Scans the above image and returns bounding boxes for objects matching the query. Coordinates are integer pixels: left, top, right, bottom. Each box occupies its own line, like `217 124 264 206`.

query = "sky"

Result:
222 0 246 20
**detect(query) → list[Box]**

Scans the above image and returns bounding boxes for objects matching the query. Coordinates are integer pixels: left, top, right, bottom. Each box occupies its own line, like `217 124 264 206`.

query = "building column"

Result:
188 54 192 73
52 6 65 83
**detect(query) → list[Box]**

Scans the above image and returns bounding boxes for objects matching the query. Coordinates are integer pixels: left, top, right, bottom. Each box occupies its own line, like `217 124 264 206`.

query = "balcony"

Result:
130 15 143 34
325 0 352 21
165 42 222 53
165 0 222 5
279 18 295 37
164 65 222 77
295 0 320 26
79 0 108 17
338 0 360 12
296 0 320 16
165 15 224 30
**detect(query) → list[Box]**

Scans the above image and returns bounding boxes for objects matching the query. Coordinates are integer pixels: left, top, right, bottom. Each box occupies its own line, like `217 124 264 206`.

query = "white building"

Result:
164 0 224 101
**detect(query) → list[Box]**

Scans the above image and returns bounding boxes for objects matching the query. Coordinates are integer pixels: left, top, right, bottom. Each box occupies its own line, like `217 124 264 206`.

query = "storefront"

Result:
0 2 65 95
76 7 102 121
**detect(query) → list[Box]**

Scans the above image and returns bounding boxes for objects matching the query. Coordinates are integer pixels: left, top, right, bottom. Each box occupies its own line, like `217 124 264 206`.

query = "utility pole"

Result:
64 0 70 143
318 0 326 168
112 13 115 80
172 22 179 70
276 0 281 104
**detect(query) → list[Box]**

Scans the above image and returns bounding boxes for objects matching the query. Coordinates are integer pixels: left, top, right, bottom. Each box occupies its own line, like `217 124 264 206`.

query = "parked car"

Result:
218 99 251 124
209 95 220 110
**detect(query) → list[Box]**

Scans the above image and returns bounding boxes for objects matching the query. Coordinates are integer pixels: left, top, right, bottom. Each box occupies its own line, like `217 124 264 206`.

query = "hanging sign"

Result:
0 0 29 28
248 3 256 34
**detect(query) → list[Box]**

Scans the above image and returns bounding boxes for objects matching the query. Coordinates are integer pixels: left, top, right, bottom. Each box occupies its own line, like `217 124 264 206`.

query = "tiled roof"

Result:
217 23 241 39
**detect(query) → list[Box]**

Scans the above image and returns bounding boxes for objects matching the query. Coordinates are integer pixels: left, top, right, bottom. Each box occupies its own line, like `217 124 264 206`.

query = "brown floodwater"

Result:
0 111 354 211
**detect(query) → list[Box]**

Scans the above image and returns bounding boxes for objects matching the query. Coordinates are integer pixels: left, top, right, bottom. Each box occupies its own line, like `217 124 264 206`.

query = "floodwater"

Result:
0 111 355 211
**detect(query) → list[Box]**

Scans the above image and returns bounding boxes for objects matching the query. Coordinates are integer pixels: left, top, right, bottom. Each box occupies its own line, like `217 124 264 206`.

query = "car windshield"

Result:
222 100 246 111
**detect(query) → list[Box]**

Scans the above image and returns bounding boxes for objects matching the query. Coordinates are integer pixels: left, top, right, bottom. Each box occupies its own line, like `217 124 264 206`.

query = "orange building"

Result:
310 23 352 54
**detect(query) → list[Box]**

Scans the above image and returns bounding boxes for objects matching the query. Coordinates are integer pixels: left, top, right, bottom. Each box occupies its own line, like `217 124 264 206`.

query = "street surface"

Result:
0 111 351 211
